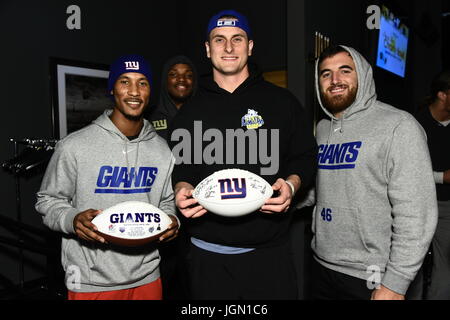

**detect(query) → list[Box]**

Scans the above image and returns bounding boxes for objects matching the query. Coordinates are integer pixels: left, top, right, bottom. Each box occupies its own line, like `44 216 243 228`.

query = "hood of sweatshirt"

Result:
153 55 198 120
315 46 378 139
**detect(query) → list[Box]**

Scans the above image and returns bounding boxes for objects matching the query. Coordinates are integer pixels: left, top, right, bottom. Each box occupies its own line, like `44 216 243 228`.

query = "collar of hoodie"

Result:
327 114 345 144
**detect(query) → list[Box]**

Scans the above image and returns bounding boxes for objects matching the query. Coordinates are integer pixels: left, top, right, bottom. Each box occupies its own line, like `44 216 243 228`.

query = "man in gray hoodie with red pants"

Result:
35 55 179 300
308 45 438 300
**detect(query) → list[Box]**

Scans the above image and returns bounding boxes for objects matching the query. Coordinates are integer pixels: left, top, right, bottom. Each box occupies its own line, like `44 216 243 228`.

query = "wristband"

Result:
285 180 295 196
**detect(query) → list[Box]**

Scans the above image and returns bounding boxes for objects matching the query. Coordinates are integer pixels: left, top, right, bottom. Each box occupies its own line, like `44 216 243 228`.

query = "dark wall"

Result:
288 0 444 116
288 0 370 116
444 1 450 70
174 0 287 75
372 0 443 112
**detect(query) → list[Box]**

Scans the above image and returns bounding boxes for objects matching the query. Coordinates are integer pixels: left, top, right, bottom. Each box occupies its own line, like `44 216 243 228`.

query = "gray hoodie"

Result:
311 46 438 295
35 110 176 292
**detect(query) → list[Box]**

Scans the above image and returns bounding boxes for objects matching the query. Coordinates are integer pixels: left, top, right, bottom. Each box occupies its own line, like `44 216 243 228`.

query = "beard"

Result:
122 112 143 121
320 85 358 116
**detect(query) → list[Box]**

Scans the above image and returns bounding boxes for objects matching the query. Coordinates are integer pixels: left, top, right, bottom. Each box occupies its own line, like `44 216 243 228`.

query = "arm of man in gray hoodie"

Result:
157 154 181 242
379 114 438 297
35 141 107 243
35 141 81 235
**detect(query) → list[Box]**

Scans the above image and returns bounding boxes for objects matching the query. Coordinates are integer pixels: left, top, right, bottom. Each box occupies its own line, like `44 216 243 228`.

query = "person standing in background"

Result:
150 56 197 141
415 70 450 299
149 55 197 300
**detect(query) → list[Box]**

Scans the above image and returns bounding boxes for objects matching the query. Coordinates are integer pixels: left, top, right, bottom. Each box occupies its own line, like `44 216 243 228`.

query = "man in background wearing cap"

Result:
36 55 179 300
150 55 197 141
169 10 317 299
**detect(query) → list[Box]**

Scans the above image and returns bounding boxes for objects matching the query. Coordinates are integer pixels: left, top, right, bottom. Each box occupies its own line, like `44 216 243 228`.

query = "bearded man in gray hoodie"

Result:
36 55 179 300
308 45 438 300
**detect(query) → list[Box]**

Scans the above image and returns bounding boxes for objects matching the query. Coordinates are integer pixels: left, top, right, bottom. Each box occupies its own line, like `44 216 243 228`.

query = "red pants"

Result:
67 278 162 300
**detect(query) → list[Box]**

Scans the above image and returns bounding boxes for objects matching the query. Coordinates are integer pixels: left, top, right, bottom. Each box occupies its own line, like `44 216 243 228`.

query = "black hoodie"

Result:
149 55 198 141
169 64 317 248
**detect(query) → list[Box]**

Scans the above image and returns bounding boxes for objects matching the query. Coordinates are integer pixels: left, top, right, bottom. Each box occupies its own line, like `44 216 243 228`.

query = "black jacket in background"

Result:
168 64 318 248
149 55 198 141
415 106 450 201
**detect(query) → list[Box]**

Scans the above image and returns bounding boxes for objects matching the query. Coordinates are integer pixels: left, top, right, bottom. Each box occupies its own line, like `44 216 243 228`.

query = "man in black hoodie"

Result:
415 70 450 299
150 56 197 141
149 56 197 299
168 10 317 300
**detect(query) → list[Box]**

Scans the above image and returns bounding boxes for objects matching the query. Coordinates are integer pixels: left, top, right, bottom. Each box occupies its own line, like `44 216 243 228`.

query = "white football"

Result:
193 169 273 217
92 201 173 246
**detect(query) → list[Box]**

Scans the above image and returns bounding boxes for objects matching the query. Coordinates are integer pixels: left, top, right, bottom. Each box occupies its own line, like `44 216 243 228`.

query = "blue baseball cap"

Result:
206 10 252 40
108 54 153 94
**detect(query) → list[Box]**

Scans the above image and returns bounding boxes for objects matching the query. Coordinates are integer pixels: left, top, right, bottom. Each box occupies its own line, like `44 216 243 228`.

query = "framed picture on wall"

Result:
49 58 110 139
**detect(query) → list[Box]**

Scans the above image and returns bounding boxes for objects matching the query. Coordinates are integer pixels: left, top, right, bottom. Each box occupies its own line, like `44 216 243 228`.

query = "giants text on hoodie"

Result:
317 141 362 170
95 166 159 194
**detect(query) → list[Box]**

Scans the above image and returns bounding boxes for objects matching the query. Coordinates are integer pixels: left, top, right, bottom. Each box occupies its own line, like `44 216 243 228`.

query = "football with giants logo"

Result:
92 201 173 246
193 169 273 217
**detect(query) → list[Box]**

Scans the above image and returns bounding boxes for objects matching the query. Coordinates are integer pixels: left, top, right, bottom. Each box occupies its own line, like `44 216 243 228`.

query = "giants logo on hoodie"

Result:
318 142 362 170
95 166 158 194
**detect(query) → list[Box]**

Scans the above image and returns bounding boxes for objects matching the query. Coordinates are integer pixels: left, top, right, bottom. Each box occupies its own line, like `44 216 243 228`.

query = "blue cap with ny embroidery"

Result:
206 10 252 40
108 54 153 94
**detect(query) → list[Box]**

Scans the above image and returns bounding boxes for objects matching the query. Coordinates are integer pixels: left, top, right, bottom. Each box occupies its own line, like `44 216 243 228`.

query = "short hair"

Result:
318 45 351 67
430 70 450 102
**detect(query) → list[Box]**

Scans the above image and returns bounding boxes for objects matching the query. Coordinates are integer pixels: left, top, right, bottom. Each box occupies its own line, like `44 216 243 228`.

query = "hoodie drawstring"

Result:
124 140 140 183
327 118 334 145
327 116 345 145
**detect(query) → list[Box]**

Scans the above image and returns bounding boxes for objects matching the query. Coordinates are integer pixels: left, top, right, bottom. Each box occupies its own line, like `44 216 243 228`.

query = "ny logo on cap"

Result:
124 61 139 70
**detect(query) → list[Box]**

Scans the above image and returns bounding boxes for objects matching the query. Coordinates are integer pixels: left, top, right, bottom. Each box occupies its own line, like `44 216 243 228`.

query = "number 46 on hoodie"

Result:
321 208 333 222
